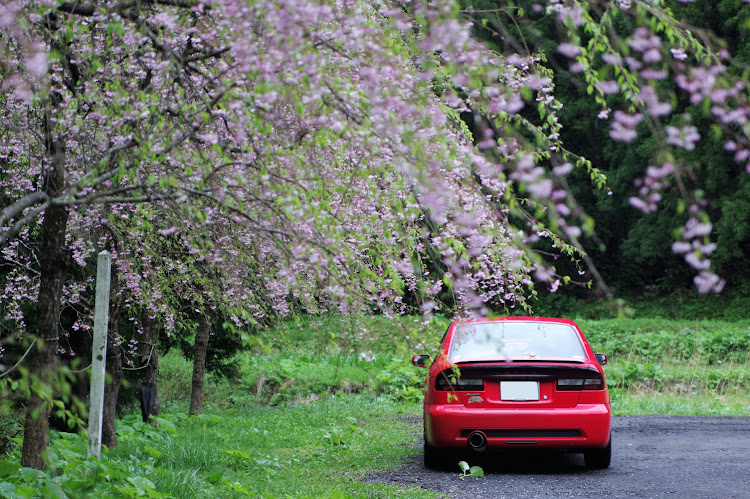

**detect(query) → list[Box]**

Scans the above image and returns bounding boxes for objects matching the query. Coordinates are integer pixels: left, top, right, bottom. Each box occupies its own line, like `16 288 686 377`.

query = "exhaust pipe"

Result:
467 431 487 452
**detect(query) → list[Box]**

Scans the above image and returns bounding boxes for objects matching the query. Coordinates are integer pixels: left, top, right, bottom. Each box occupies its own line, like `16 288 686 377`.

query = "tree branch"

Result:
0 203 50 248
0 191 50 227
58 0 200 17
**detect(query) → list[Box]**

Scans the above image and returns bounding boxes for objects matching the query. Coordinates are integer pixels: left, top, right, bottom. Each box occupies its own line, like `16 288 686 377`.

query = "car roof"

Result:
452 317 579 327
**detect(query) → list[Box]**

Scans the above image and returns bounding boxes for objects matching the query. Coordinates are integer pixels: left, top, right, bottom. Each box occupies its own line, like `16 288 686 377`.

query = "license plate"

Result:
500 381 539 401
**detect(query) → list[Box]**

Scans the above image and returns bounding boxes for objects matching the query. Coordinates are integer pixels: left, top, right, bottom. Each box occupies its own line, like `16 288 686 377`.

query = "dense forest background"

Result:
462 0 750 313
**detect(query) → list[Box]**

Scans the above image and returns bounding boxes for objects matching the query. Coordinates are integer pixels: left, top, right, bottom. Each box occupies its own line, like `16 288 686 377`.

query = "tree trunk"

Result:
101 329 122 448
139 313 160 421
189 314 210 416
21 109 68 471
101 272 122 448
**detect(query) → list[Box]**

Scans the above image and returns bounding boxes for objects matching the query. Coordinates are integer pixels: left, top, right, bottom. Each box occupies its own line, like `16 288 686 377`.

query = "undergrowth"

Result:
151 316 750 411
0 399 436 498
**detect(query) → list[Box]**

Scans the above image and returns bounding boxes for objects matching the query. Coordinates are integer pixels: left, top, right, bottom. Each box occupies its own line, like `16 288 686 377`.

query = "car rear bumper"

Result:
425 403 611 449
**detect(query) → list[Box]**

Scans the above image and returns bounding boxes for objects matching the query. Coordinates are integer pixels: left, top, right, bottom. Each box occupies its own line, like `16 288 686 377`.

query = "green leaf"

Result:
458 460 470 473
225 449 251 460
15 485 37 499
17 467 46 481
469 465 485 477
0 459 21 478
151 416 176 432
224 481 250 493
206 472 224 484
106 22 125 36
144 445 163 459
65 479 95 491
0 482 16 497
128 476 156 495
145 486 171 498
442 275 453 288
329 492 355 499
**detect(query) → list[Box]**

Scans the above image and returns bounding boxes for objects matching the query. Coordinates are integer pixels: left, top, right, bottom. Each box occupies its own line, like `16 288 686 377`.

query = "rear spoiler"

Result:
447 363 601 380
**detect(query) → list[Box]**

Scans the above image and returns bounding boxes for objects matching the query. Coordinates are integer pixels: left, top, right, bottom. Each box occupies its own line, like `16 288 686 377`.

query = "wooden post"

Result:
88 250 111 458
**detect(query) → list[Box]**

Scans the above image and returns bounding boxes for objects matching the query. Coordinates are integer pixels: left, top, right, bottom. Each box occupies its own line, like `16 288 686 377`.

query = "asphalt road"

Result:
366 415 750 498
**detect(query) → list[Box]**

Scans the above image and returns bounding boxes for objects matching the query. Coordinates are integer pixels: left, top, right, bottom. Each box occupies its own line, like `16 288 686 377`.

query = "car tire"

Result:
423 438 446 470
584 435 612 470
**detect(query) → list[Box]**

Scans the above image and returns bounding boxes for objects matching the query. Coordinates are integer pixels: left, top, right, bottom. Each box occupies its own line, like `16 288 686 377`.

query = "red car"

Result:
412 317 611 469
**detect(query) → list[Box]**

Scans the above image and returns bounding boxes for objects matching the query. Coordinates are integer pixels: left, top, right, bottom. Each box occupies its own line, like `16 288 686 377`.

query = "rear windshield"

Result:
449 321 586 361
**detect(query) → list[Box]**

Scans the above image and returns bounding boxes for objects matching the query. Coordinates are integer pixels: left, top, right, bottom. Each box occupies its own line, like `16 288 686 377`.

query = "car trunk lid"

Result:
439 362 602 409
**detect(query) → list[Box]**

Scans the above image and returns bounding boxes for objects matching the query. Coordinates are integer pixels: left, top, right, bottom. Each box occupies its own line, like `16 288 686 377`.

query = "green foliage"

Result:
162 316 245 380
461 0 750 297
151 312 443 408
579 318 750 364
235 353 428 406
375 357 426 403
0 400 438 498
238 354 376 406
206 314 447 406
578 319 750 405
0 412 192 498
714 177 750 276
259 314 448 357
321 417 362 447
156 352 196 410
150 315 750 414
0 406 22 458
529 287 750 321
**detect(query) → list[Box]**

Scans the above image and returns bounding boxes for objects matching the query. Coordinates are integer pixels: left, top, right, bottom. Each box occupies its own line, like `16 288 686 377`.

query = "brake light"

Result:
436 378 485 390
583 378 604 389
557 377 604 390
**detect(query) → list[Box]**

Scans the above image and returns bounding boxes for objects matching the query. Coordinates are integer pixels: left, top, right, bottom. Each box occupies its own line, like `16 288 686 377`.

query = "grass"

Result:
133 396 435 498
611 391 749 416
1 397 439 498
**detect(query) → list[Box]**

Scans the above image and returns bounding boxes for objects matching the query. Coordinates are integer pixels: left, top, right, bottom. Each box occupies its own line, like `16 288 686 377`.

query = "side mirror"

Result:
595 353 608 366
411 354 430 368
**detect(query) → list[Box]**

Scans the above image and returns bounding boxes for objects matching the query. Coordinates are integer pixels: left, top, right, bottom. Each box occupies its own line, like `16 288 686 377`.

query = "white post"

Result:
88 250 111 458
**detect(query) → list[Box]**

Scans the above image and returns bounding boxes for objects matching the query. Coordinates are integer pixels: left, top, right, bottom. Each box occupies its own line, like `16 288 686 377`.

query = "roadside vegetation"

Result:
1 314 748 497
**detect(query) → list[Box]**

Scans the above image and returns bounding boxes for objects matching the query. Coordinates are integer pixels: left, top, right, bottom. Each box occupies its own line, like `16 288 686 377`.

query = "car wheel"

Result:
423 437 446 470
584 435 612 470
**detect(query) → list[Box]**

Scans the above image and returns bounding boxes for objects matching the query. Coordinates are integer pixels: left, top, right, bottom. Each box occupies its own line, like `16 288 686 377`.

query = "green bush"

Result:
375 357 426 403
0 412 192 499
578 319 750 364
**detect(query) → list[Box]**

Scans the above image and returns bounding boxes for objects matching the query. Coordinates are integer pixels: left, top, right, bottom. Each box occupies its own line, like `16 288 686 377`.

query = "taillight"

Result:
557 377 604 390
436 377 485 391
